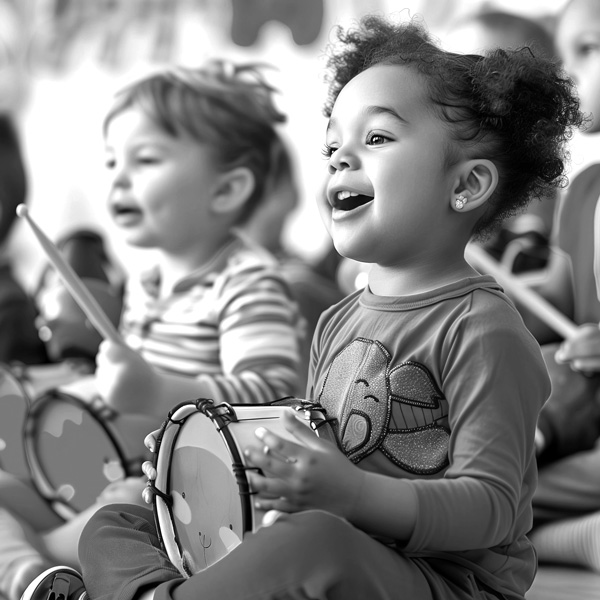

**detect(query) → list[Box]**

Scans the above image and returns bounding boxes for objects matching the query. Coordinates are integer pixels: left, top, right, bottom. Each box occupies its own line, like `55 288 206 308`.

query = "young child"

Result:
0 113 48 366
0 60 303 600
32 14 583 600
518 0 600 574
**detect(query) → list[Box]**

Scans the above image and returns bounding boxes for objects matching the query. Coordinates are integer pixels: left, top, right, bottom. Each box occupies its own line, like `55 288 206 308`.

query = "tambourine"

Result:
24 376 155 520
0 360 93 479
150 397 337 577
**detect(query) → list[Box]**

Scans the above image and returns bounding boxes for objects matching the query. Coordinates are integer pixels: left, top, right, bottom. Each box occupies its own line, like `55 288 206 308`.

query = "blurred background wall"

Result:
1 0 593 289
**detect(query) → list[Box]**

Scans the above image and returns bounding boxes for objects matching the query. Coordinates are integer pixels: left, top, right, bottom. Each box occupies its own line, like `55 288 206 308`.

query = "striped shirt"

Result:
120 232 303 405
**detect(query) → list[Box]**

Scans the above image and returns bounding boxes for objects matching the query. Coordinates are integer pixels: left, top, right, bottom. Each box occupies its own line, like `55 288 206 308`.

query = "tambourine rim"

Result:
23 388 130 520
152 400 254 575
0 362 32 406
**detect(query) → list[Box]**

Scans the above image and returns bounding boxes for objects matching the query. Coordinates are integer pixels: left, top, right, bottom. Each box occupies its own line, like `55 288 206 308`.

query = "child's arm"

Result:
96 340 218 417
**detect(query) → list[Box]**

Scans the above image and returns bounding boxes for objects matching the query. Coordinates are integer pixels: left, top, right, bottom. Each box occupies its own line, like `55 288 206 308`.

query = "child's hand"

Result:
243 410 365 522
96 340 162 413
140 429 161 504
555 323 600 375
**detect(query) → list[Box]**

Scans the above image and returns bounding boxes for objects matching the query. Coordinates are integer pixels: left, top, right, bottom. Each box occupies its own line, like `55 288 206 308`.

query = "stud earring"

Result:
455 194 467 210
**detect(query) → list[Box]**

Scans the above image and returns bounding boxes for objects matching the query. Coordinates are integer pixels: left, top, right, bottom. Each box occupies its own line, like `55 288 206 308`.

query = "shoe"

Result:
20 566 88 600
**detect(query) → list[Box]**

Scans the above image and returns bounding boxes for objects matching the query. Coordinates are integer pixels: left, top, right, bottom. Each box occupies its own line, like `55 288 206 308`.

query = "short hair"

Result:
103 60 287 223
323 15 585 237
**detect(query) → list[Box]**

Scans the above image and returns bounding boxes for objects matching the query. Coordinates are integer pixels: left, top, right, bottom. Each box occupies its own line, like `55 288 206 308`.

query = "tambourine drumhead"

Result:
0 365 31 478
24 376 153 520
152 400 336 577
0 361 93 479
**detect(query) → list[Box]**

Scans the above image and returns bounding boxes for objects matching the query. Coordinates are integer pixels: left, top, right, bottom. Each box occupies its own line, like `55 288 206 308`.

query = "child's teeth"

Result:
337 191 358 200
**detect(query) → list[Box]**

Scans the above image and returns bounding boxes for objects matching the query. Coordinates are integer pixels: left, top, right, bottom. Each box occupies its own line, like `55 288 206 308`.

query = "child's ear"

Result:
211 167 255 215
451 159 499 213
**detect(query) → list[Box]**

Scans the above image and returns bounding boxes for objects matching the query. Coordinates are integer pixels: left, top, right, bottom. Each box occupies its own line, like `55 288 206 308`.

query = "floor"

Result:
526 565 600 600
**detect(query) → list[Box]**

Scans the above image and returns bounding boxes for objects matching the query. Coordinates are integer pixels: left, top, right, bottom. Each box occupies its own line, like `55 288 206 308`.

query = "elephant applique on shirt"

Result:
317 338 450 475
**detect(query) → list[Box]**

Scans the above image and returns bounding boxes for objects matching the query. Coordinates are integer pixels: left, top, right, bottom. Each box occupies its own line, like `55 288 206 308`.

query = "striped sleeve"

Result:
197 255 303 404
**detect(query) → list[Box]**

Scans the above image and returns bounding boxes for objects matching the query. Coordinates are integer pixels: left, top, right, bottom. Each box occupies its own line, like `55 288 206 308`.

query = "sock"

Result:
531 511 600 572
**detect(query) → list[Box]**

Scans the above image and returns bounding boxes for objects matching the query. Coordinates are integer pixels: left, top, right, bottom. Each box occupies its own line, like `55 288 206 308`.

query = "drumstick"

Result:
465 243 578 340
16 204 122 344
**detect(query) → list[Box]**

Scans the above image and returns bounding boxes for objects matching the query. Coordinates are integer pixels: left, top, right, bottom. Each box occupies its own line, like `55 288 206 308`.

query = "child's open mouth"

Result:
332 190 374 211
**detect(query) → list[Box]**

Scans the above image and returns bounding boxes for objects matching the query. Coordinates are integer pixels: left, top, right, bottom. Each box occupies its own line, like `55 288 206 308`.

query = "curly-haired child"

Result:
33 14 584 600
0 60 304 600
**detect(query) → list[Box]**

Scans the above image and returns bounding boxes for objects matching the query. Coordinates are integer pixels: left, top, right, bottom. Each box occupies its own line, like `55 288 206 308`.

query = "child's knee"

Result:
80 503 154 548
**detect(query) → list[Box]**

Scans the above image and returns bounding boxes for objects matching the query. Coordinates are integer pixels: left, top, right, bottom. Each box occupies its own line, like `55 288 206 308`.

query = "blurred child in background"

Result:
520 0 600 574
0 59 303 600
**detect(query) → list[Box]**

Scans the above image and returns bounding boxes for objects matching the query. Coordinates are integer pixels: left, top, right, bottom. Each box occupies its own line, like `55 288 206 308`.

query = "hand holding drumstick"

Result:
466 243 600 374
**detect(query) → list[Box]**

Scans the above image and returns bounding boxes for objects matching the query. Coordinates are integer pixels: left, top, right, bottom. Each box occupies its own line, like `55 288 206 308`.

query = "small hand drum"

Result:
150 397 337 577
0 361 91 478
24 376 155 520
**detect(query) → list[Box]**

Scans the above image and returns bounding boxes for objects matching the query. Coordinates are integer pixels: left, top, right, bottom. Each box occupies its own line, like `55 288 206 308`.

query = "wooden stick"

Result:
17 204 122 344
465 243 578 340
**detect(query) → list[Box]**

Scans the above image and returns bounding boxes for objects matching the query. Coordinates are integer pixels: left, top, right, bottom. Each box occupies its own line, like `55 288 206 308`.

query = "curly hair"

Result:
323 15 586 237
103 60 286 223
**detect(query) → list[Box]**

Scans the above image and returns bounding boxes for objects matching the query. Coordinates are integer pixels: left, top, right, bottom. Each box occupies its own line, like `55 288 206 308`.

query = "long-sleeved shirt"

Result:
308 275 550 599
120 232 303 404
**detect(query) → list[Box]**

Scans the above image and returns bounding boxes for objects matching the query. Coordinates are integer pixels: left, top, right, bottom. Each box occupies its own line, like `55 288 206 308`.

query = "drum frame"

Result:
150 397 337 576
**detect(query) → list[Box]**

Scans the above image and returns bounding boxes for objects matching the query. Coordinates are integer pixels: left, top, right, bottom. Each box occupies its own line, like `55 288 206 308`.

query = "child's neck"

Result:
368 257 480 297
156 233 236 296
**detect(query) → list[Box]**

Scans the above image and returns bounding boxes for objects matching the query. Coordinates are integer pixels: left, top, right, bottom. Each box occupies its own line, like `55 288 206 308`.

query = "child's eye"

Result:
137 156 159 165
105 158 116 170
366 133 389 146
321 143 337 158
576 41 600 57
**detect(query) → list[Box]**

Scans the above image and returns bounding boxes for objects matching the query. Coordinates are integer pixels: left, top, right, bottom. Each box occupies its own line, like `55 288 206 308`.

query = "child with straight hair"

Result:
31 14 583 600
0 59 303 600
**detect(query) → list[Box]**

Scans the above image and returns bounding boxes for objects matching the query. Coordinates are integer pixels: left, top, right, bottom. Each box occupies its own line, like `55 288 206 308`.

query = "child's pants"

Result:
78 504 504 600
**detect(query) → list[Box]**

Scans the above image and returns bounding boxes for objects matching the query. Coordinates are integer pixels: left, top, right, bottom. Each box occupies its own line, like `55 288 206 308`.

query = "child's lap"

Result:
81 505 500 600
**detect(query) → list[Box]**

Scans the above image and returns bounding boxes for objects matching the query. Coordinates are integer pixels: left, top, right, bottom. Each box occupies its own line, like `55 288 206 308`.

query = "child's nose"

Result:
328 147 359 172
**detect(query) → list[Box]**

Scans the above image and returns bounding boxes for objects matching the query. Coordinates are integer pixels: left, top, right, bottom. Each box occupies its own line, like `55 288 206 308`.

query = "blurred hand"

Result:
555 323 600 375
243 410 365 521
96 340 161 413
96 476 146 507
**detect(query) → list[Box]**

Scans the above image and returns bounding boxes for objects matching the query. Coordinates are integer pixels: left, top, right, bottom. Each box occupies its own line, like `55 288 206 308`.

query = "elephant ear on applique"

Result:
381 362 450 475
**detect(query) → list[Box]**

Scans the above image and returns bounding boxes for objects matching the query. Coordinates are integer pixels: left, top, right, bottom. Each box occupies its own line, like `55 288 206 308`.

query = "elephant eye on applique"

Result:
318 338 449 474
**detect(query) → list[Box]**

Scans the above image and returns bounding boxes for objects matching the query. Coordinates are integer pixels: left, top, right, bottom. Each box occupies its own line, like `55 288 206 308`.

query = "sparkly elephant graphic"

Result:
318 338 449 474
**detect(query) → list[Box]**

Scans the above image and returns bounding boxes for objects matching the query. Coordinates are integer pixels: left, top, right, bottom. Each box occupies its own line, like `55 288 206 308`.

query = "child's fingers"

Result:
282 409 329 449
144 430 160 452
142 460 156 481
253 426 302 466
